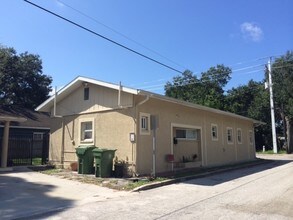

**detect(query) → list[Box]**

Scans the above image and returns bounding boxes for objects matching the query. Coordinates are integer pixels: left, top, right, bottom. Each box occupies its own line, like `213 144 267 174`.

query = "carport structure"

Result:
0 114 26 171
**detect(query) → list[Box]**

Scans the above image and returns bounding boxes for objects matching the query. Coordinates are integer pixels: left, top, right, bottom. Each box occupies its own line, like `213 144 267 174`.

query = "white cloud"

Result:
240 22 263 42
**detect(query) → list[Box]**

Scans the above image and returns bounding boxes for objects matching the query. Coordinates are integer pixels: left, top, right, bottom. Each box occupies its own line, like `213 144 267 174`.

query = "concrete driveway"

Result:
0 167 128 220
40 154 293 219
1 154 292 219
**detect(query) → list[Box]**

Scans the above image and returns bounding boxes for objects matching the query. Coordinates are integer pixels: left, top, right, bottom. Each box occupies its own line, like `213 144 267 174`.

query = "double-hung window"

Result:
80 120 93 143
211 124 218 141
237 128 242 144
140 113 150 135
227 127 233 144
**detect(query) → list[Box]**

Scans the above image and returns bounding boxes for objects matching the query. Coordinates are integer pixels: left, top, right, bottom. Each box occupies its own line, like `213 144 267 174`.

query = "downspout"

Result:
134 94 150 175
54 86 57 117
137 95 150 106
118 81 122 108
61 118 65 168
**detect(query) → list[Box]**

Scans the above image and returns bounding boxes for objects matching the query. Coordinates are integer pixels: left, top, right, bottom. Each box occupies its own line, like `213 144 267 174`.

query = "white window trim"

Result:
139 112 151 135
211 124 218 141
79 118 95 144
249 130 253 145
33 132 44 140
237 128 242 144
227 127 233 144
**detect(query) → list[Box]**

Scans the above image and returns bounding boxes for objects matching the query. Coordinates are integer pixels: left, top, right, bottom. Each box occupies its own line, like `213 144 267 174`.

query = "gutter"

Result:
137 95 150 106
132 94 150 176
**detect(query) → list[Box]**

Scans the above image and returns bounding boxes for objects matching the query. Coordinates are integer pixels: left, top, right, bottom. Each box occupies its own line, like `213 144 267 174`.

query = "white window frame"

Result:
227 127 233 144
140 112 151 135
33 132 44 141
79 118 94 144
211 124 218 141
237 128 242 144
175 128 198 141
249 130 253 145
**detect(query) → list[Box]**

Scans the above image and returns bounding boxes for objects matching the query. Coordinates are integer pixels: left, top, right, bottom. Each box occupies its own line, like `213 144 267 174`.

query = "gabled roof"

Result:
36 76 264 125
35 76 138 112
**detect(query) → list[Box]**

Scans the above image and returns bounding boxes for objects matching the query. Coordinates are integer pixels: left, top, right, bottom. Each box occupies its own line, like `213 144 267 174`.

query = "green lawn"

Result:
256 150 287 154
12 157 42 165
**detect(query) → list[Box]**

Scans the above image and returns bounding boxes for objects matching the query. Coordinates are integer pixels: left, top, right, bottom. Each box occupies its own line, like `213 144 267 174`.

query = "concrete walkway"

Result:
0 167 128 220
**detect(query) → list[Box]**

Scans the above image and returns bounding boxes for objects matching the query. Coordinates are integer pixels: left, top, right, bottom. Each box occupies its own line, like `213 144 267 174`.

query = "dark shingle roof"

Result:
0 106 50 128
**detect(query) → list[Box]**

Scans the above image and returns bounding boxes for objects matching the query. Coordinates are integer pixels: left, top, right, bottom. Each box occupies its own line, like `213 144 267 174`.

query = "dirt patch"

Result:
28 166 159 191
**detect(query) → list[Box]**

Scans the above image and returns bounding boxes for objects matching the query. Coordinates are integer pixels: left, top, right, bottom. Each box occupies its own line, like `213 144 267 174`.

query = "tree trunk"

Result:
285 117 293 153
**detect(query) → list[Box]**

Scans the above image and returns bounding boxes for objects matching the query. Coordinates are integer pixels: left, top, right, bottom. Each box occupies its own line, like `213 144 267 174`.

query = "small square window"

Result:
140 113 151 135
84 87 89 100
211 124 218 141
227 128 233 144
33 132 43 140
80 121 93 142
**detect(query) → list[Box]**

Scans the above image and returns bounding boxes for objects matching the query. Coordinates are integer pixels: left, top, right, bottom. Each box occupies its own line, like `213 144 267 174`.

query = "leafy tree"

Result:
165 70 203 105
0 46 52 109
225 80 271 149
271 51 293 153
165 52 293 153
165 65 231 110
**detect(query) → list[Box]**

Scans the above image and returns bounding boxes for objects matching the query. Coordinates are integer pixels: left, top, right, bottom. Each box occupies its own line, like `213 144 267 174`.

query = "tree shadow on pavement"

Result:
184 159 292 186
0 174 73 220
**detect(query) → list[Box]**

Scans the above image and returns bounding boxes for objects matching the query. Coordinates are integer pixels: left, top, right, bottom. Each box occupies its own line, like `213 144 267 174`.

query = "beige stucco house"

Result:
36 76 261 176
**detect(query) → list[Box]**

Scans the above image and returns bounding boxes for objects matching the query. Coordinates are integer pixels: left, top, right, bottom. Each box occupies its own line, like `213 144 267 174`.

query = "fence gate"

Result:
0 133 49 166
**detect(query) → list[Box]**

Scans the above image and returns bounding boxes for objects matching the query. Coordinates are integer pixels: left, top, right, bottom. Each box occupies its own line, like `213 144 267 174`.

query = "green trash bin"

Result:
92 148 116 178
76 145 96 174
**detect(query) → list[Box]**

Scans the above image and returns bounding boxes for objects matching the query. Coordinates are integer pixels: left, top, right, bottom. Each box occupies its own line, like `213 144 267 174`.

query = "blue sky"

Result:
1 0 292 94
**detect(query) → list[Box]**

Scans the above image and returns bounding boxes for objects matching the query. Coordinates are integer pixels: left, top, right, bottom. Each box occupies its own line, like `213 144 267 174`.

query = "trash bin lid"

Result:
76 145 96 155
92 148 116 153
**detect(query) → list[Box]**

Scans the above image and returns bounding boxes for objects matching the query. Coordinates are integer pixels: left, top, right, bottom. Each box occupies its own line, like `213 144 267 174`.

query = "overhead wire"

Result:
56 0 188 70
24 0 291 94
24 0 183 74
131 62 267 89
128 57 289 92
136 64 266 91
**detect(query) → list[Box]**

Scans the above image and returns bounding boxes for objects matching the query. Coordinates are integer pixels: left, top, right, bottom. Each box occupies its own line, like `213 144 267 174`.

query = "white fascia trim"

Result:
139 90 263 124
77 76 138 95
36 76 139 112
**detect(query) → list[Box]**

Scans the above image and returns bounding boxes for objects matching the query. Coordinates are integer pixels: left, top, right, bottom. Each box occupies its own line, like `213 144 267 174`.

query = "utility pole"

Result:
268 57 278 153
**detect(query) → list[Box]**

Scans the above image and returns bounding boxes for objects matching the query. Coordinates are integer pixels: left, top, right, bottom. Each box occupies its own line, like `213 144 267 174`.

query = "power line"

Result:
24 0 183 74
135 62 266 88
135 59 291 92
232 64 265 72
56 0 188 70
135 65 266 91
227 54 282 67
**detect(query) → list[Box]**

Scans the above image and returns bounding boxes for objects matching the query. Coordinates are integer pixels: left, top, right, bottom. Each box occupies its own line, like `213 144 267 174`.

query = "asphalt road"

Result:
44 154 293 220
